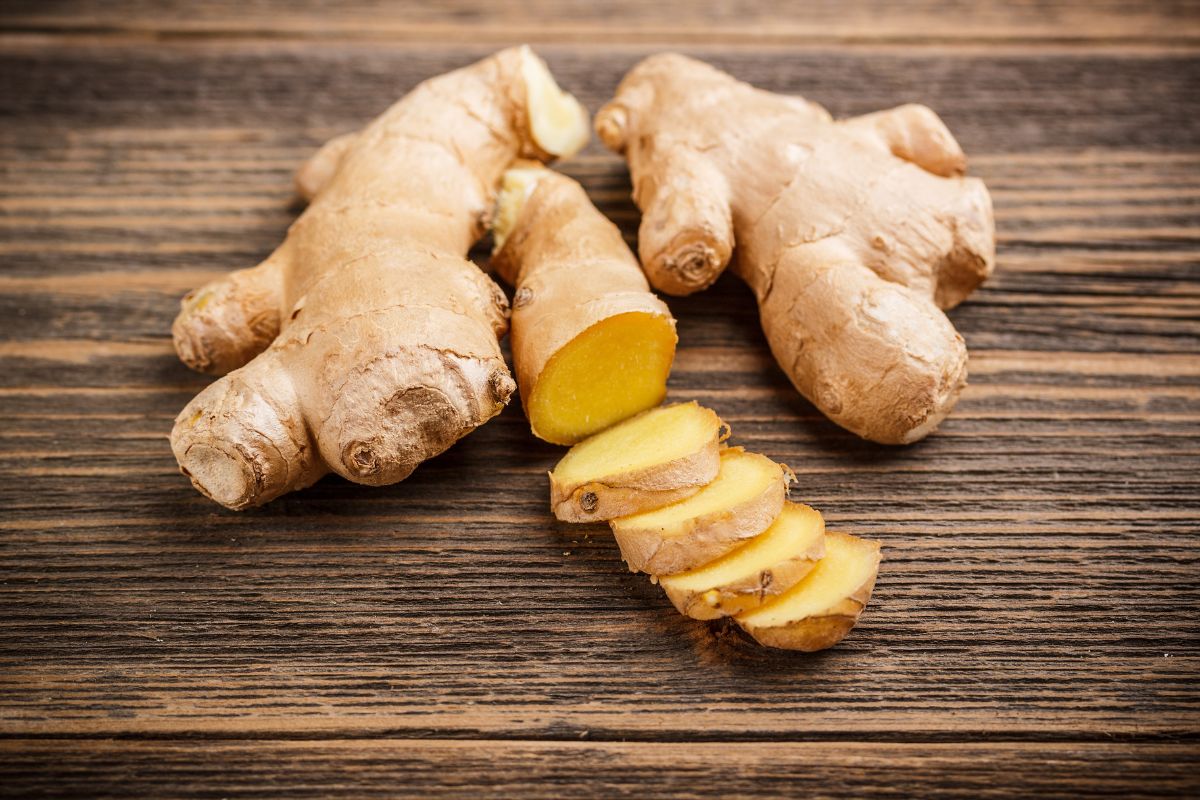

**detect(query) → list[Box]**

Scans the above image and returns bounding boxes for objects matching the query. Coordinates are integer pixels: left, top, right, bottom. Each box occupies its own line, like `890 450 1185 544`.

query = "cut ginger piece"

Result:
527 310 676 445
549 401 724 522
659 502 825 621
736 531 881 652
492 166 677 445
611 447 788 575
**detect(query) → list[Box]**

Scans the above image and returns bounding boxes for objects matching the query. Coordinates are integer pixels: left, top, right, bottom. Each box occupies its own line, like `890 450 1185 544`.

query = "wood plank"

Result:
2 0 1199 44
1 43 1197 152
1 740 1197 799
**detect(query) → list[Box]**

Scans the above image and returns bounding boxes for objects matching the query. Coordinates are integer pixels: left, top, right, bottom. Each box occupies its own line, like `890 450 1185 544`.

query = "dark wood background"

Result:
1 1 1198 797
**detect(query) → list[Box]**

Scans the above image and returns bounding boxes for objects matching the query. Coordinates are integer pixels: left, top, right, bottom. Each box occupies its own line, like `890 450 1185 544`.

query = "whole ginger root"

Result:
170 47 589 509
596 55 995 444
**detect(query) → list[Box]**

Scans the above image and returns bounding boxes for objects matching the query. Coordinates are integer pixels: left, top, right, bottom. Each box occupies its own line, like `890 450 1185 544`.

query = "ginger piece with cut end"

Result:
491 165 677 445
549 401 724 523
610 447 789 575
596 54 995 444
736 531 881 651
658 501 825 621
170 47 589 509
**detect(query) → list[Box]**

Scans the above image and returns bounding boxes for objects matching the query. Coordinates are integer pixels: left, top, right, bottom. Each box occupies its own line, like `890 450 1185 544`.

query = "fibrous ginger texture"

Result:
170 47 589 509
596 54 995 444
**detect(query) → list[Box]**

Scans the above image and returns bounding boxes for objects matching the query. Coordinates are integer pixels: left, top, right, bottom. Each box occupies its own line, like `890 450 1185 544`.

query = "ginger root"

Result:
550 402 881 651
491 165 678 445
170 47 589 509
549 401 723 522
611 447 789 575
596 55 995 444
659 501 825 621
737 531 881 652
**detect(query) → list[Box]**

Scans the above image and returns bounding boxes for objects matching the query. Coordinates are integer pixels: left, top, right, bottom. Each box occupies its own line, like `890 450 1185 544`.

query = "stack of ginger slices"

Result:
549 402 881 651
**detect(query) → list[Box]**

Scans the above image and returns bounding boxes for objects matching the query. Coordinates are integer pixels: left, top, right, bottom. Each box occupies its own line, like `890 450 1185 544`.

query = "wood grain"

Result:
2 0 1198 44
2 741 1198 799
1 3 1198 797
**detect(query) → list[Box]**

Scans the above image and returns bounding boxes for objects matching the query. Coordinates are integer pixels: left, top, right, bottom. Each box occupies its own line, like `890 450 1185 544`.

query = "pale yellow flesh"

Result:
531 312 676 445
737 532 878 628
520 45 590 158
492 167 542 252
659 502 823 590
551 401 718 486
613 449 777 534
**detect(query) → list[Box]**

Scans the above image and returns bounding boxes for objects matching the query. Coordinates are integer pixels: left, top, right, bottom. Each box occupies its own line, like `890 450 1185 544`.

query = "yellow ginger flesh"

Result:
529 311 676 445
660 502 824 592
613 448 777 535
738 532 879 628
552 401 720 488
492 166 677 445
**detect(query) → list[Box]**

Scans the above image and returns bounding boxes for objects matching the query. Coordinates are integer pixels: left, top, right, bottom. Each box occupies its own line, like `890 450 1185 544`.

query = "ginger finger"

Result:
492 165 678 444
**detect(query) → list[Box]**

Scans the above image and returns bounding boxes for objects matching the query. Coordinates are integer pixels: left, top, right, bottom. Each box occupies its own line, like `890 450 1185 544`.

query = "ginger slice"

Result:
736 531 881 651
658 501 825 621
492 166 677 445
611 448 788 575
549 401 723 522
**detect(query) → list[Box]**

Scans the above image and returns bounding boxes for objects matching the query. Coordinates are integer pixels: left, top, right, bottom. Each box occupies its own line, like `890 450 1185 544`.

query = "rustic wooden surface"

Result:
1 1 1198 797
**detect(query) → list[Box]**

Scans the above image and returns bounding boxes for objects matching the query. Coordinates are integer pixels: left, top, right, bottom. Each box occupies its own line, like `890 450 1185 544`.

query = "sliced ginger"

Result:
492 166 677 445
659 502 825 621
549 401 723 522
551 405 881 652
736 531 881 652
611 447 788 575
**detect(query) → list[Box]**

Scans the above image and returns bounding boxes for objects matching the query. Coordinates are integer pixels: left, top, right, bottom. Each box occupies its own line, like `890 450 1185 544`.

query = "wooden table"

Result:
1 2 1197 796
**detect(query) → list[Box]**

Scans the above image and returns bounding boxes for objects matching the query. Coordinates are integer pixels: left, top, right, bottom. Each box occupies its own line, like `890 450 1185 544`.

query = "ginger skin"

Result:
170 47 588 509
491 166 677 445
596 55 995 444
